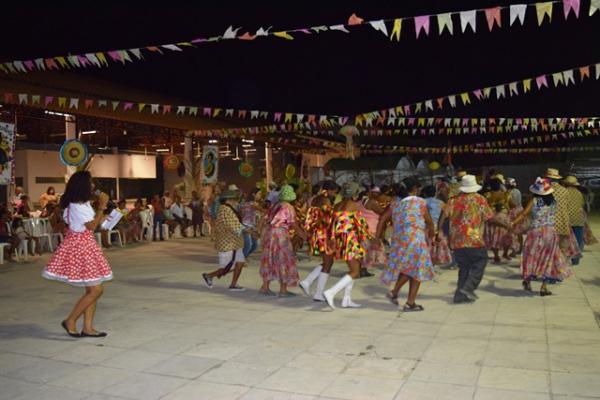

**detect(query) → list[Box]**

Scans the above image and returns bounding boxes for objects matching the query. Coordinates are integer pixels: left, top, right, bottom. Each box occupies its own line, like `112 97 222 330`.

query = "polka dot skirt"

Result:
42 230 113 287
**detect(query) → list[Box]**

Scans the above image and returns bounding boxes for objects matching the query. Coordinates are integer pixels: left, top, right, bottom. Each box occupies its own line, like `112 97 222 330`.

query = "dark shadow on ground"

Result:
0 323 79 341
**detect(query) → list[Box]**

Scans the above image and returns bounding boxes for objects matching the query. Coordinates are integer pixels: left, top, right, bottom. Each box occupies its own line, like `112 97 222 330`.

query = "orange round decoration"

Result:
163 154 180 171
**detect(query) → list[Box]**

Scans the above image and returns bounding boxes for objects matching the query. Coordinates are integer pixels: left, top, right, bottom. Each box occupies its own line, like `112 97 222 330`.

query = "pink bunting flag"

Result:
238 32 256 40
484 7 502 31
414 15 430 38
84 99 94 108
108 51 122 63
563 0 581 18
162 105 171 114
203 107 211 117
473 89 483 100
436 97 444 109
348 13 364 25
580 65 590 79
44 96 54 106
123 102 134 111
23 60 35 71
273 112 282 122
536 75 549 89
404 105 411 115
77 55 90 67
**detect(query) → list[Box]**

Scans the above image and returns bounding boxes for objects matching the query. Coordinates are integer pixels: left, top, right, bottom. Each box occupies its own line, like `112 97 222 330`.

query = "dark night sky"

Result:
2 0 600 117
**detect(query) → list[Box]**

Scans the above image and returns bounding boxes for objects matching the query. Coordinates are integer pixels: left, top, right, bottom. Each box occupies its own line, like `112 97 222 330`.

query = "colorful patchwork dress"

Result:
381 196 434 285
331 211 370 261
260 202 299 286
304 204 334 256
521 198 572 283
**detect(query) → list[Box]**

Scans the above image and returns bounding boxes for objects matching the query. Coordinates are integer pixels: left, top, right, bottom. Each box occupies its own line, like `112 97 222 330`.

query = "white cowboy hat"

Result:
459 175 482 193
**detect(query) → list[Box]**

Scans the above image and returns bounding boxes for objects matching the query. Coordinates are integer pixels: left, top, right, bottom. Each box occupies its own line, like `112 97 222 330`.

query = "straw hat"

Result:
563 175 580 186
545 168 562 180
493 174 506 184
221 184 241 200
459 175 482 193
456 170 467 179
278 185 297 202
530 177 554 195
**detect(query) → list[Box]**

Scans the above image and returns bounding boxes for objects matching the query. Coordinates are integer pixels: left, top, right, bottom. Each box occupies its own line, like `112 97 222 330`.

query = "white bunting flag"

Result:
460 10 477 33
69 98 79 109
510 4 527 26
369 20 388 36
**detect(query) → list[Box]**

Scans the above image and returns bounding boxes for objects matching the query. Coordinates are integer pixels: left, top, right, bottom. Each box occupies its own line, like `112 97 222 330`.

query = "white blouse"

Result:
64 202 95 232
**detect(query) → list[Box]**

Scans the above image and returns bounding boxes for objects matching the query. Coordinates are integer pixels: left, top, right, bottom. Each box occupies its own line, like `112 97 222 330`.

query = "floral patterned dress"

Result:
381 196 434 285
260 202 299 286
304 204 334 256
485 211 512 250
331 211 370 261
521 198 572 283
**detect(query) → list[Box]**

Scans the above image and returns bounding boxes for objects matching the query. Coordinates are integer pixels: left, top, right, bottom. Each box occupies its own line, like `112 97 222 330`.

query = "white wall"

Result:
14 149 157 204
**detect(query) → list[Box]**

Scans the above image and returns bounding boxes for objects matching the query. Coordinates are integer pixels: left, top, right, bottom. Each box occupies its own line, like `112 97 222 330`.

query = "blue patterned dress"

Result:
381 196 434 285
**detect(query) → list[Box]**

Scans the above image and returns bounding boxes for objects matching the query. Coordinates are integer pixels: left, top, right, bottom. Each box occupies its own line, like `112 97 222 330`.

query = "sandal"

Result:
540 288 553 297
522 280 532 291
386 291 399 305
259 288 276 296
278 291 297 298
402 303 424 312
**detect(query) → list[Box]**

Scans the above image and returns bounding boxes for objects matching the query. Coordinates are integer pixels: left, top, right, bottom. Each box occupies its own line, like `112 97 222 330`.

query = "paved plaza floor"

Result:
1 222 600 400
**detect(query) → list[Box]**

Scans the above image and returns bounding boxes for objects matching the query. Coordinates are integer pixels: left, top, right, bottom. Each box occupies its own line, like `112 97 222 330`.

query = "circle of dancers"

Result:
42 167 596 337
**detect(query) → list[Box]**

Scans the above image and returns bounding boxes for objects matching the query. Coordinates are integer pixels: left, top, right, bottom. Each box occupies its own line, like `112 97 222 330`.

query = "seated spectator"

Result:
12 218 41 255
39 186 58 210
16 195 32 217
169 195 189 237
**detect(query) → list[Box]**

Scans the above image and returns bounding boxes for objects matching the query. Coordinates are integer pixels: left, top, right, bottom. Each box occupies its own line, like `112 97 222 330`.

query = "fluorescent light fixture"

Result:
242 139 254 144
44 110 73 117
209 139 218 144
156 148 170 152
81 130 96 135
242 144 252 148
179 142 185 145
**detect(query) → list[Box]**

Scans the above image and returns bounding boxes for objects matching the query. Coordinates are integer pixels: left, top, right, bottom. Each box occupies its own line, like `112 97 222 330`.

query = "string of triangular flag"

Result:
360 145 600 155
354 61 600 124
0 90 342 128
1 0 598 74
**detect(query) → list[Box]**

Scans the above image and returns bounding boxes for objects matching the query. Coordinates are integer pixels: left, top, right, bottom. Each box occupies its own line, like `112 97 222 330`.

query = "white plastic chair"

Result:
108 229 123 247
0 243 11 264
24 218 52 253
139 210 152 241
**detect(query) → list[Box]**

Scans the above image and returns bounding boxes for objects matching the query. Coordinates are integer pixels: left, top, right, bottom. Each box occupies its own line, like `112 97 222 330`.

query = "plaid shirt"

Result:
214 205 244 252
551 183 572 235
564 186 585 227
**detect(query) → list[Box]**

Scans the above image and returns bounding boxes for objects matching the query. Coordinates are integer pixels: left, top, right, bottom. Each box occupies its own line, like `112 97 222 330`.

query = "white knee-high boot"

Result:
299 265 322 296
313 272 329 302
323 274 353 310
341 279 361 308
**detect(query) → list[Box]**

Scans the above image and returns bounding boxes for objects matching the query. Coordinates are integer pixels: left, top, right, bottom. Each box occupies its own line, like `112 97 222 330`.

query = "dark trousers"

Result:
453 247 488 302
153 215 164 240
572 226 584 264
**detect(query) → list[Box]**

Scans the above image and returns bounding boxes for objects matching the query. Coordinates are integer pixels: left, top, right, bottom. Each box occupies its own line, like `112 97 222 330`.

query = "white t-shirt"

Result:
170 203 185 219
64 202 95 232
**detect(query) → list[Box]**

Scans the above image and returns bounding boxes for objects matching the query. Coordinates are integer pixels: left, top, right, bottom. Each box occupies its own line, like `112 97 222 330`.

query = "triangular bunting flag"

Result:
189 107 198 116
329 25 350 33
496 85 506 99
425 100 433 111
460 10 477 33
510 4 527 25
369 20 388 36
536 2 553 25
414 15 430 38
96 53 108 66
523 78 532 92
596 63 600 79
390 19 402 41
274 31 294 40
437 13 454 35
460 92 471 105
162 105 171 114
348 13 364 25
151 104 159 114
483 87 492 98
31 95 40 105
448 95 457 108
67 55 80 68
509 82 519 96
163 44 183 51
58 97 67 107
177 106 186 115
111 101 120 111
223 26 240 39
130 48 143 59
536 75 549 89
563 0 581 18
138 103 146 112
591 0 600 15
98 100 107 108
563 70 575 85
580 66 590 79
18 94 28 104
123 102 134 111
69 98 79 109
85 53 101 67
484 7 502 31
552 72 564 86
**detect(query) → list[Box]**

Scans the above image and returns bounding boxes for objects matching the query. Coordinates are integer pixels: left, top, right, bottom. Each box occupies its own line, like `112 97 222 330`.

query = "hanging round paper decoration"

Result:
59 139 88 167
163 154 180 171
429 161 441 170
285 164 296 179
239 161 254 178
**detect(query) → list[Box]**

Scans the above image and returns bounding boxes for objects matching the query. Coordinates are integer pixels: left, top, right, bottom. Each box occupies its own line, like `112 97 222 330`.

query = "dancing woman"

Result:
299 181 337 301
512 178 572 296
42 171 113 338
377 178 435 311
323 182 370 309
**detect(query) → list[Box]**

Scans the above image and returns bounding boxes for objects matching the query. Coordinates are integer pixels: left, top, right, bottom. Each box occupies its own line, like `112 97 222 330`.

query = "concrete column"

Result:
265 142 273 185
183 132 193 201
65 115 76 178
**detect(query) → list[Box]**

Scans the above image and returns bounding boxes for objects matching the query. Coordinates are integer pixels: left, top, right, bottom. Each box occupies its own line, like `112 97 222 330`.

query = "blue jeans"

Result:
243 232 258 258
153 215 164 240
572 226 584 264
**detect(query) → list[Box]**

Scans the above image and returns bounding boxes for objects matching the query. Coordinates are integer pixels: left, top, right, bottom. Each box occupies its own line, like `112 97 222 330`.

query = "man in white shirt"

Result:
169 195 189 237
163 191 174 208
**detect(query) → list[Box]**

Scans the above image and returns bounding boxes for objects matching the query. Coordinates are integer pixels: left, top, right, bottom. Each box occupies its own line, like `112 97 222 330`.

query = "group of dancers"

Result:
41 166 596 337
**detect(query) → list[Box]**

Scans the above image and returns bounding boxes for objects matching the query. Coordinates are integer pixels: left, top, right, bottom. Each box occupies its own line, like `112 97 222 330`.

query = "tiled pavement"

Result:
0 221 599 400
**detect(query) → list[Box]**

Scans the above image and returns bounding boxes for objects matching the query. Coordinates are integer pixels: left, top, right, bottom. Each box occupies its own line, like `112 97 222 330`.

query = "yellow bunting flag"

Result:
390 19 402 41
138 103 146 112
274 31 294 40
460 92 471 105
536 2 553 25
56 57 69 68
96 53 108 66
58 97 67 107
523 79 532 92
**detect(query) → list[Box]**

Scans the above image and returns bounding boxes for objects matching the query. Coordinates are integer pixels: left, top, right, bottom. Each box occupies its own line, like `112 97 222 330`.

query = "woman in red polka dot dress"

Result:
42 171 113 338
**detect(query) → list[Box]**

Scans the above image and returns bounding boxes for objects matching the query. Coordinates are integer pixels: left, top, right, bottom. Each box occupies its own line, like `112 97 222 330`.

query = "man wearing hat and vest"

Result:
439 175 494 303
202 185 247 291
544 168 572 255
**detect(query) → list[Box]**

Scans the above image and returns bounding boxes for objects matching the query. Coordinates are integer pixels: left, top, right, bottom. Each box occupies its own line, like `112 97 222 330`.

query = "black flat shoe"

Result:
80 331 108 338
540 289 553 297
522 280 532 291
61 320 80 338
